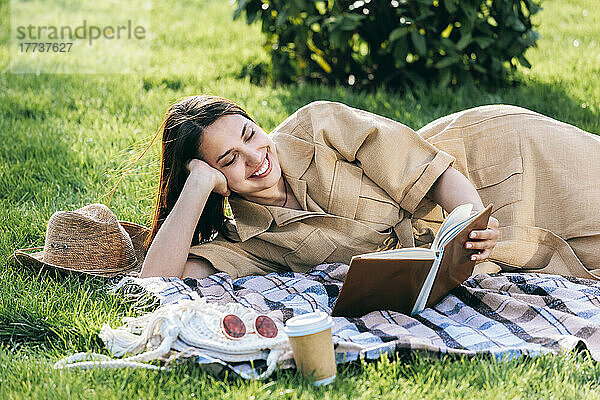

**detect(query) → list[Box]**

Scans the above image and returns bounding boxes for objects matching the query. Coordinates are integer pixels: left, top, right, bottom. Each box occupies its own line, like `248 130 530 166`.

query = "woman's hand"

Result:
186 158 231 197
465 215 500 262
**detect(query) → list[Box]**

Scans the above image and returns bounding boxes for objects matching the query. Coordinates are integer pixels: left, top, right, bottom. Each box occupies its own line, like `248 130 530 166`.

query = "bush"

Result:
233 0 542 91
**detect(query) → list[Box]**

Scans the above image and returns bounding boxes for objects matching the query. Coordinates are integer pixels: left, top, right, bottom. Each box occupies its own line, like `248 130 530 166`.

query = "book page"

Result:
356 248 435 260
431 203 474 251
438 214 477 248
437 205 489 249
411 247 444 315
411 203 492 315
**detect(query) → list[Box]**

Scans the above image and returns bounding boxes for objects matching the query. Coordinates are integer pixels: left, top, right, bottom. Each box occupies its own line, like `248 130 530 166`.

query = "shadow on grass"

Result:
266 77 600 135
0 259 130 354
167 345 597 389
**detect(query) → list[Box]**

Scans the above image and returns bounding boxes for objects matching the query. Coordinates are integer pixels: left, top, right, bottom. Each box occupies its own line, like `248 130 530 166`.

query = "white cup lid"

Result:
283 311 333 337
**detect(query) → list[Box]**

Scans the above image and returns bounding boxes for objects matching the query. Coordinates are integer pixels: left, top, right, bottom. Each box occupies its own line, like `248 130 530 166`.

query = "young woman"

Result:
138 95 600 282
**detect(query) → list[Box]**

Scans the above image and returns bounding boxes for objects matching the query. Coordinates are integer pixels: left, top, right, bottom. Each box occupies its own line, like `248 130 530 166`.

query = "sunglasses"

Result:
221 314 279 340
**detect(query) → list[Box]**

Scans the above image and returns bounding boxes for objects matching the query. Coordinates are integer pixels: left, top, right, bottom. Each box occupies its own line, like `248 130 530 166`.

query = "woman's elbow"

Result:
138 258 184 279
181 257 219 280
138 257 216 279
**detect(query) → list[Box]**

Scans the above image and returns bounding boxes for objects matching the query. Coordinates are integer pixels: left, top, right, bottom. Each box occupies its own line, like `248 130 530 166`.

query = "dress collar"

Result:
227 131 325 242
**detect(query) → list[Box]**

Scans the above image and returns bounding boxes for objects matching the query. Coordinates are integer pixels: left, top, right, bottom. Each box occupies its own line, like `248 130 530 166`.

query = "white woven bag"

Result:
54 291 292 379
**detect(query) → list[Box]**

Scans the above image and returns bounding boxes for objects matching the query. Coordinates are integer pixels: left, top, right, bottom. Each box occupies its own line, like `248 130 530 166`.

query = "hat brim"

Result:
8 220 150 279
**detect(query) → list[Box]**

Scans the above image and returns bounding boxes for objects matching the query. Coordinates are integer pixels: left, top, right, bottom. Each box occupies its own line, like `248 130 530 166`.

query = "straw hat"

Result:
8 203 150 278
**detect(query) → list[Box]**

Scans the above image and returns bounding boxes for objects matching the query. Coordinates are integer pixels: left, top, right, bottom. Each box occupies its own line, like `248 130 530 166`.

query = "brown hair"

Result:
107 94 256 251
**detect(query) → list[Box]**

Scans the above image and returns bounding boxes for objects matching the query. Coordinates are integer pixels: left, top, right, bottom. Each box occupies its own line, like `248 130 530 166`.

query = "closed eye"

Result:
224 157 236 167
223 129 255 167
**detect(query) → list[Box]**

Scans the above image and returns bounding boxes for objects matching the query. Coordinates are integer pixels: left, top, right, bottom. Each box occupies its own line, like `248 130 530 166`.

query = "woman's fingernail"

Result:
466 243 472 248
470 232 476 238
471 255 476 260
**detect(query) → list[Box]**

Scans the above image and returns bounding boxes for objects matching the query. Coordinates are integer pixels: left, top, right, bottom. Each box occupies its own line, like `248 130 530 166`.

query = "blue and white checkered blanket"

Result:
111 263 600 379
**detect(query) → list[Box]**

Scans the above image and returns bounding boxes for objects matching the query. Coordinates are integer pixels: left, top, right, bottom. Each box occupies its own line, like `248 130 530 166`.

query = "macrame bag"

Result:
54 291 292 379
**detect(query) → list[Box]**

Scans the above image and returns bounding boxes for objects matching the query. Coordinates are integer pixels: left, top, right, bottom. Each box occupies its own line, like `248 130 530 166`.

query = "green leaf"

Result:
275 9 288 28
456 33 472 50
389 27 409 42
329 30 348 48
496 33 514 49
473 36 494 49
474 22 493 36
232 0 248 21
434 54 461 68
440 37 457 52
306 16 321 25
512 18 526 32
438 68 452 88
443 0 457 14
460 2 477 22
524 0 542 15
411 30 427 56
393 39 409 64
471 63 487 73
522 30 539 47
415 10 435 21
339 14 366 30
491 56 503 72
245 1 261 25
311 53 332 73
517 54 532 68
506 16 526 32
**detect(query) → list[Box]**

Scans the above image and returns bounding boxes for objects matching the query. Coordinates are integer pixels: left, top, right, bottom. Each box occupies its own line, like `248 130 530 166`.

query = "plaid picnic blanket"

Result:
110 262 600 379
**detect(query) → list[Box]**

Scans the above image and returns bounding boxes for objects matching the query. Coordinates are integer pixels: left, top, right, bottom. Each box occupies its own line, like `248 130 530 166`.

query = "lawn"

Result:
1 0 600 398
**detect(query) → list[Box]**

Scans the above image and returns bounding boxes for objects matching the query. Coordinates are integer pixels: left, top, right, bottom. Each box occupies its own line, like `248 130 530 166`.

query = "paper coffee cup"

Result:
284 311 337 386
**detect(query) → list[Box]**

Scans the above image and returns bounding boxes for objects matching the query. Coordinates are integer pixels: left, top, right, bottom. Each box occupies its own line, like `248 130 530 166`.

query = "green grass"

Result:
1 0 600 397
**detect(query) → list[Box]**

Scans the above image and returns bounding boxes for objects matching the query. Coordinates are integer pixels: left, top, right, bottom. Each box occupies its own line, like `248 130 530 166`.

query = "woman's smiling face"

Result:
199 114 282 197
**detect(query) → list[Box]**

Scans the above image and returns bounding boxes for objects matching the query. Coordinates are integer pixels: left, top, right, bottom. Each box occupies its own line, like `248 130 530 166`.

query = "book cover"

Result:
331 203 493 317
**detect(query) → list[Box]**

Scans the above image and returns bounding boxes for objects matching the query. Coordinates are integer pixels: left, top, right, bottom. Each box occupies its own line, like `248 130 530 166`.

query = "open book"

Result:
331 203 493 317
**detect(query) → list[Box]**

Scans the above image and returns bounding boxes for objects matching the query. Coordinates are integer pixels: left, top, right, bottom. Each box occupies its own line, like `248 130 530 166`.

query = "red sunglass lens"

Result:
255 315 278 338
222 314 246 339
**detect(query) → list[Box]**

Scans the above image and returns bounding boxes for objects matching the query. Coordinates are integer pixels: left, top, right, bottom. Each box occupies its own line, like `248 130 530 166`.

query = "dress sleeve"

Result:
296 100 456 215
188 234 286 280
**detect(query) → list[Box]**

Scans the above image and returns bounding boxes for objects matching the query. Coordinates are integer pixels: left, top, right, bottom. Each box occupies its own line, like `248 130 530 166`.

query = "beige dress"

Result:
189 101 600 281
415 104 600 279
